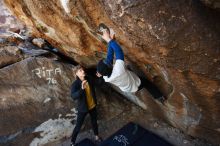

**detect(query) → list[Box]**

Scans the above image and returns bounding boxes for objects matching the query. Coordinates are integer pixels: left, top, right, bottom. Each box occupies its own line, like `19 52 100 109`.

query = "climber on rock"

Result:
96 23 165 104
70 65 102 146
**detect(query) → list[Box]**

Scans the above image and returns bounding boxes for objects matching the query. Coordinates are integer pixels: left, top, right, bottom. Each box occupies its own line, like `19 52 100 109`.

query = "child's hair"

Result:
72 65 83 78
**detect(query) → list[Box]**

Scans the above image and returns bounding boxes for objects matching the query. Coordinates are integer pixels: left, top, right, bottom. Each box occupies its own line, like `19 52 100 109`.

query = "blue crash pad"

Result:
99 122 173 146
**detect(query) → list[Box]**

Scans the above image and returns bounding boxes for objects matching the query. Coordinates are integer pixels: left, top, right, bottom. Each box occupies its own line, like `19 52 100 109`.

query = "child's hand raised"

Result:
81 80 88 89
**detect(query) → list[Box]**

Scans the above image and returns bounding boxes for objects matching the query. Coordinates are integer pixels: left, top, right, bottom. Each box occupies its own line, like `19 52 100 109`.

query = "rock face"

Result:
0 46 23 68
2 0 220 145
200 0 220 9
0 0 24 33
0 57 74 136
32 38 45 48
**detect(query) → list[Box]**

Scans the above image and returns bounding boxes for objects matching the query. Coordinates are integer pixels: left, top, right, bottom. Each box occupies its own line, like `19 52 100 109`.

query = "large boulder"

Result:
0 57 74 140
3 0 220 145
0 56 160 146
